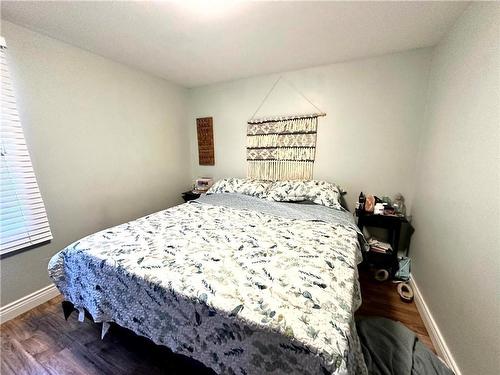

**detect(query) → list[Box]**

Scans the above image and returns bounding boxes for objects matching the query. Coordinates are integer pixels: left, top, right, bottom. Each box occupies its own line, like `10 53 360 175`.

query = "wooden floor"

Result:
1 270 434 374
356 269 434 351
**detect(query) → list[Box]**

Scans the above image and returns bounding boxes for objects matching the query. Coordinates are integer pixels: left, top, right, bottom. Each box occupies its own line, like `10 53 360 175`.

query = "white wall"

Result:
188 48 432 212
3 8 499 373
411 4 500 375
0 21 191 306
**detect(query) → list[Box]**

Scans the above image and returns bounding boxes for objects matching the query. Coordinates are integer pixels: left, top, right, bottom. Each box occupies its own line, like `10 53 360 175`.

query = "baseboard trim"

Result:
410 275 461 375
0 278 463 374
0 284 60 324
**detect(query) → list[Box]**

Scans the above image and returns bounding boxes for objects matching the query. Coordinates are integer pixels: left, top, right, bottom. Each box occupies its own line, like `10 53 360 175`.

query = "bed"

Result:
48 181 368 375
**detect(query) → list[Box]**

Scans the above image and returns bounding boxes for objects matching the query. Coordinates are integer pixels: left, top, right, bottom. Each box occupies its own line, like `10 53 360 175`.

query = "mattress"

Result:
48 193 367 374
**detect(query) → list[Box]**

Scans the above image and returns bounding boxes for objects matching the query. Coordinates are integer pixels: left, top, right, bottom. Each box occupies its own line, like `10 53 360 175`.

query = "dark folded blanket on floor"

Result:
356 317 454 375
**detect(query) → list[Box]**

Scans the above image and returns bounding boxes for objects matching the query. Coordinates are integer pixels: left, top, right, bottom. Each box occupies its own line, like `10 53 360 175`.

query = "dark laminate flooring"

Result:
356 269 435 351
1 269 434 374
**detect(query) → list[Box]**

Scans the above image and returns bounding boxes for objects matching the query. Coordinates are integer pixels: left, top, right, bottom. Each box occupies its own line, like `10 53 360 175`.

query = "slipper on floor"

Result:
397 282 414 303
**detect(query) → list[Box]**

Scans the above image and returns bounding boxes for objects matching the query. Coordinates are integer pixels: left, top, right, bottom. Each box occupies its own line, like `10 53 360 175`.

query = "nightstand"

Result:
182 190 201 202
358 214 409 276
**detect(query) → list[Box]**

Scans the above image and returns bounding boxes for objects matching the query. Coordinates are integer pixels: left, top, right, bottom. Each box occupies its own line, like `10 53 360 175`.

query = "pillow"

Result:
266 180 343 209
206 178 271 198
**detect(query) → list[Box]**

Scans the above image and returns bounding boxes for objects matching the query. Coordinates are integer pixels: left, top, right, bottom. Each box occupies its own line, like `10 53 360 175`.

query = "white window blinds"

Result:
0 37 52 255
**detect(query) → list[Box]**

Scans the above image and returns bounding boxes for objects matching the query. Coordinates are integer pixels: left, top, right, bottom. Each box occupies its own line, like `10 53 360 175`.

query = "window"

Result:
1 37 52 255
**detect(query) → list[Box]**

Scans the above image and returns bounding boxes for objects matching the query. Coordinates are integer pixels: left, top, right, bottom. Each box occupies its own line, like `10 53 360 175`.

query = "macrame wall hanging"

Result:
246 76 325 181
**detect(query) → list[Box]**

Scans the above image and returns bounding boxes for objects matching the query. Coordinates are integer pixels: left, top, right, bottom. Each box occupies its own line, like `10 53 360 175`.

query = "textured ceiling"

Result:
1 1 468 87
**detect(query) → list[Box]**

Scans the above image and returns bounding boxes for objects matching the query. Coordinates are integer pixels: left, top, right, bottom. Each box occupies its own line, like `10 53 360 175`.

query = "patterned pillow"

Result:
266 180 343 209
206 178 271 198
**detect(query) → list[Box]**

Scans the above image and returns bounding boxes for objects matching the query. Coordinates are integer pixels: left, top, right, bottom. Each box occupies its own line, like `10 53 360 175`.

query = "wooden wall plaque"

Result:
196 117 215 165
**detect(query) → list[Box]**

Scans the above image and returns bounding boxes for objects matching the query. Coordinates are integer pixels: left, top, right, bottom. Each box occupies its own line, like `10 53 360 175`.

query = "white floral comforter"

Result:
48 194 367 375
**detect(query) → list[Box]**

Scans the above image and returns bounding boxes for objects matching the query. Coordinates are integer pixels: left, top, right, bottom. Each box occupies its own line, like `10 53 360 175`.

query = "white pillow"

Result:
206 178 271 198
266 180 342 209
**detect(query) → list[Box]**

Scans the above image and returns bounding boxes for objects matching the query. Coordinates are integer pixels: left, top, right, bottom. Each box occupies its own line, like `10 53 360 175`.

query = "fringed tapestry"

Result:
247 114 319 180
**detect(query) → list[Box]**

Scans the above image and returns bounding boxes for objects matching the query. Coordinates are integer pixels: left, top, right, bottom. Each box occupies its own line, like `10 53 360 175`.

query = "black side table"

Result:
182 190 201 202
358 214 409 276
